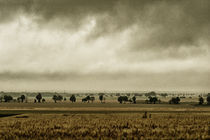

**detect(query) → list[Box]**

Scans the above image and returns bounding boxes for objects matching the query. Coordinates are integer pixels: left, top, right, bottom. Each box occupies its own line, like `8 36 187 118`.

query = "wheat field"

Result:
0 112 210 139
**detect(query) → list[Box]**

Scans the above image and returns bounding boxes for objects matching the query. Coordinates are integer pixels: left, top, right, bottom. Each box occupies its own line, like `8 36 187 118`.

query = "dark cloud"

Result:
0 70 209 91
0 0 209 91
1 0 210 45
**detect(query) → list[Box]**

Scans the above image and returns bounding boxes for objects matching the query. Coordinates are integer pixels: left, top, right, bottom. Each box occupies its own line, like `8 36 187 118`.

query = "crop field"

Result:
0 102 210 139
0 112 210 139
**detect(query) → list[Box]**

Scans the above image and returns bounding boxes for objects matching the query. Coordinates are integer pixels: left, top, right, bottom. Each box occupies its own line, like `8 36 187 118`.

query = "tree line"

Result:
1 92 210 105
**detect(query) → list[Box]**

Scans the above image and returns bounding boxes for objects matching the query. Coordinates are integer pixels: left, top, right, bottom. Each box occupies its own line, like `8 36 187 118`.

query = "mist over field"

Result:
0 0 210 92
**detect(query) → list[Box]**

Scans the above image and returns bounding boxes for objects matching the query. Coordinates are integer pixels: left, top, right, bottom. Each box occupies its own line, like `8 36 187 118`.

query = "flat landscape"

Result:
1 100 210 139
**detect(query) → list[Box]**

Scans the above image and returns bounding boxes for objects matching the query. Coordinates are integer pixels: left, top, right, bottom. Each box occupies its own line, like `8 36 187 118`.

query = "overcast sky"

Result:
0 0 209 92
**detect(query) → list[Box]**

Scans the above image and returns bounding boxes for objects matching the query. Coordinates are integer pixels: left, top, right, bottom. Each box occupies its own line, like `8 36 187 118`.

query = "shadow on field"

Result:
0 114 21 118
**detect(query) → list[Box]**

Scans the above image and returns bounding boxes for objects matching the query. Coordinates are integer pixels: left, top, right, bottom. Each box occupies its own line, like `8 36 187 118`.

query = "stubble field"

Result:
0 102 210 139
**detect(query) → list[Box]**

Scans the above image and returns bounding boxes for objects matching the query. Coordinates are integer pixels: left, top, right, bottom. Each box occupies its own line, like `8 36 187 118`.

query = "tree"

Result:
4 95 13 102
53 95 58 103
20 95 26 103
199 96 204 105
36 93 42 103
17 97 21 103
86 96 91 103
160 93 168 98
52 95 63 103
147 96 158 104
99 95 103 103
118 96 128 104
207 95 210 105
0 96 3 102
169 97 180 104
57 95 63 101
70 95 76 103
118 96 123 104
145 91 156 97
42 98 46 103
132 96 136 104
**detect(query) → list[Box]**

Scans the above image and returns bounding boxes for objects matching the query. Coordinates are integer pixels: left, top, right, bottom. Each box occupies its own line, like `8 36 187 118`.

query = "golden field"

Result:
0 113 210 139
0 102 210 139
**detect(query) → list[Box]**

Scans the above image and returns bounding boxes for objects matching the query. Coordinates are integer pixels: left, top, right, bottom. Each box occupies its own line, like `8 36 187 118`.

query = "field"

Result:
0 101 210 139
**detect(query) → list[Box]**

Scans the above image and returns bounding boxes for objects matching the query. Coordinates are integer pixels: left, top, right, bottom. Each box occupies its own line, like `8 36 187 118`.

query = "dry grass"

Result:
0 113 210 139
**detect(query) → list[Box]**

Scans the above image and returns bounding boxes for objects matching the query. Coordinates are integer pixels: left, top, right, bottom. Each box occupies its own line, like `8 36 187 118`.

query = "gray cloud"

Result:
0 0 210 91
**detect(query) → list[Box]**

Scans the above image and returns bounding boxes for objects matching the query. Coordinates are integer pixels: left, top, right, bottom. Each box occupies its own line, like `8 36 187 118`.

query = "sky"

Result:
0 0 209 92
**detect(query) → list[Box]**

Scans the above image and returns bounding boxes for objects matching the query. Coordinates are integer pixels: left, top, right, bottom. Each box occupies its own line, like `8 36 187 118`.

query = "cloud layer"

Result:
0 0 209 91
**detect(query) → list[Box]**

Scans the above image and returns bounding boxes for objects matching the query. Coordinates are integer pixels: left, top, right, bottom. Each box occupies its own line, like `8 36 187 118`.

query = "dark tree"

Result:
169 97 180 104
4 95 13 102
36 93 42 103
82 98 87 102
20 95 26 102
86 96 91 103
64 97 66 101
42 98 46 103
57 95 63 101
17 97 21 103
118 96 123 104
0 96 3 102
132 96 136 104
199 96 204 105
70 95 76 103
145 91 156 97
118 96 128 104
160 93 168 98
146 96 158 104
207 95 210 105
52 95 63 103
52 95 58 103
99 95 103 103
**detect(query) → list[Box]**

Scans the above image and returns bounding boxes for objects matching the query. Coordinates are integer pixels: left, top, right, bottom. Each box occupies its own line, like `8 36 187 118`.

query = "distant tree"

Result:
99 95 103 103
169 97 180 104
118 96 123 104
82 96 94 103
118 96 128 104
86 96 91 103
36 93 42 103
52 95 63 103
148 96 158 104
64 97 66 101
4 95 13 102
207 95 210 105
20 95 26 102
199 96 204 105
57 95 63 101
145 91 156 97
17 97 21 103
132 96 136 104
160 93 168 98
42 98 46 103
53 95 58 103
116 93 120 96
70 95 76 103
0 96 3 102
134 93 143 97
82 98 88 103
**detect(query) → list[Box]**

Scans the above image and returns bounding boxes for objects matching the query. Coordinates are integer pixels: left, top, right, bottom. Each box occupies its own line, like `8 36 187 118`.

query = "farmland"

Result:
0 102 210 139
0 93 210 139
